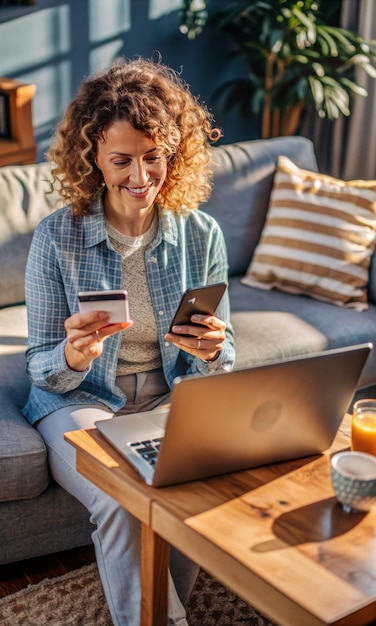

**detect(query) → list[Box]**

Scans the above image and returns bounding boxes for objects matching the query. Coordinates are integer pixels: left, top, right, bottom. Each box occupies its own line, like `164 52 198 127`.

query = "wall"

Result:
0 0 258 161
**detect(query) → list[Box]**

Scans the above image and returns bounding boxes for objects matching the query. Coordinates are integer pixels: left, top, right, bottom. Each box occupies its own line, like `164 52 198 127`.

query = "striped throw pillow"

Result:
242 156 376 311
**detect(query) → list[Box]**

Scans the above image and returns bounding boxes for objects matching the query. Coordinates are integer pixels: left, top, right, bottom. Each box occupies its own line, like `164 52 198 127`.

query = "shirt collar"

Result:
82 194 109 248
158 207 180 246
82 195 181 249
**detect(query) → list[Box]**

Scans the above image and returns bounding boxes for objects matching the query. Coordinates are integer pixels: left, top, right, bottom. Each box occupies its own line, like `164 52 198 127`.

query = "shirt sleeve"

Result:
185 216 236 376
25 219 91 393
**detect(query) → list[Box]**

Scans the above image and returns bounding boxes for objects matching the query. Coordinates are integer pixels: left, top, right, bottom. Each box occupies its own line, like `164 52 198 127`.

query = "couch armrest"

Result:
0 349 50 502
0 305 50 501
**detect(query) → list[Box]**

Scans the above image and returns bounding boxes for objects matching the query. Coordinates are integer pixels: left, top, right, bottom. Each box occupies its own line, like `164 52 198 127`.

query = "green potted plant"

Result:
179 0 376 138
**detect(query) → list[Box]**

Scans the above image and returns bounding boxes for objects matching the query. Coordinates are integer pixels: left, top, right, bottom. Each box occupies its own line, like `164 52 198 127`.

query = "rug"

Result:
0 562 275 625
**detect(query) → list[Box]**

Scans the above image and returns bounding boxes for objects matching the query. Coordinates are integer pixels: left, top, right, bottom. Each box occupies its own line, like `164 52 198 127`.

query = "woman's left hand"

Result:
164 314 226 362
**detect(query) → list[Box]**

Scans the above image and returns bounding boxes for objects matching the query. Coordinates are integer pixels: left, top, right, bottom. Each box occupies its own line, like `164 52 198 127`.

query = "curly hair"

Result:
47 57 222 216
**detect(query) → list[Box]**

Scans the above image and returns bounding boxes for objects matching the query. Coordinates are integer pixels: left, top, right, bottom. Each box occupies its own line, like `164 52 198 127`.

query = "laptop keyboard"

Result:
128 437 163 468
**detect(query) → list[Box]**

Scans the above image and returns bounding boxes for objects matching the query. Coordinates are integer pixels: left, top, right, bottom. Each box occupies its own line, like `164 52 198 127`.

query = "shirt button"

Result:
159 310 164 316
164 341 169 347
149 256 157 263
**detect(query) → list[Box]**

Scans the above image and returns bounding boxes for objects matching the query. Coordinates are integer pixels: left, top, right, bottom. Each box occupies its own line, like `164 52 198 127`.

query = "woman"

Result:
22 56 235 625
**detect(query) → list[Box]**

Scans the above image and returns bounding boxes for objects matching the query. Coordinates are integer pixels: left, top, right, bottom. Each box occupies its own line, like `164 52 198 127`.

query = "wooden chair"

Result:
0 77 37 167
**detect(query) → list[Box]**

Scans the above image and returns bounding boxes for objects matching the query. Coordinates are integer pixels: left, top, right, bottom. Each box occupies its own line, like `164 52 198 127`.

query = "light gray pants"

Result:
36 369 198 626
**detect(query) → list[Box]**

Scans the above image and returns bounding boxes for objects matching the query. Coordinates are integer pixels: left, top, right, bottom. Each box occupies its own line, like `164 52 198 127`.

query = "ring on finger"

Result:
197 339 201 350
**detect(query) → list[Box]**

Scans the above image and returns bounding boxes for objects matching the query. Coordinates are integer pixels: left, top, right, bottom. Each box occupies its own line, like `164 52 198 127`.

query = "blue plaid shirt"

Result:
22 197 235 424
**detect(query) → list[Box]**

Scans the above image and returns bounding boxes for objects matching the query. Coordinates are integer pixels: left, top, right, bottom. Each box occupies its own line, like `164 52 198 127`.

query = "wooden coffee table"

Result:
65 415 376 626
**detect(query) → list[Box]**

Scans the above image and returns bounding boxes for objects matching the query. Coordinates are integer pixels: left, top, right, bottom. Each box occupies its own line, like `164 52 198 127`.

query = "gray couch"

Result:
1 136 375 565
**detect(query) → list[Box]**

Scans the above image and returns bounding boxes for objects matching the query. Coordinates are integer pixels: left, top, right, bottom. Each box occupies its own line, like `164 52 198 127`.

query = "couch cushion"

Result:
204 136 318 277
0 162 60 307
231 310 327 370
0 305 49 502
242 156 376 311
229 277 376 390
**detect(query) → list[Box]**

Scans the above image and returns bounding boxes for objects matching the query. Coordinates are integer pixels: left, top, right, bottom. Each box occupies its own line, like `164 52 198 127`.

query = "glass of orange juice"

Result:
352 399 376 456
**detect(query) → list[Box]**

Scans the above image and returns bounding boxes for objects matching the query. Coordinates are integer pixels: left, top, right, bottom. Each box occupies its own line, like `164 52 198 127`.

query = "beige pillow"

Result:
242 156 376 311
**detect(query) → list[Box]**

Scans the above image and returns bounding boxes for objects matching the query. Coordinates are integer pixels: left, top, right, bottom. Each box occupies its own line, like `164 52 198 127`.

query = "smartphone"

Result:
169 282 227 334
77 290 130 324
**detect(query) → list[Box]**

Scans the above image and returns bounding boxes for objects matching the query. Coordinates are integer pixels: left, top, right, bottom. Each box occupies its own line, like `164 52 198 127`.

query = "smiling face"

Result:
96 119 168 234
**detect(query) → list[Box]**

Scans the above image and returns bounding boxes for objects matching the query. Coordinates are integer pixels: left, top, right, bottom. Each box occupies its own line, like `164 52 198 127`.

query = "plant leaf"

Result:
316 27 339 57
361 64 376 78
323 25 356 52
339 76 368 97
308 75 324 105
292 7 316 45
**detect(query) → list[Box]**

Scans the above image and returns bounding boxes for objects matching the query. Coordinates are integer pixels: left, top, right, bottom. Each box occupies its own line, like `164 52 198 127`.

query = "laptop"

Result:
95 343 372 487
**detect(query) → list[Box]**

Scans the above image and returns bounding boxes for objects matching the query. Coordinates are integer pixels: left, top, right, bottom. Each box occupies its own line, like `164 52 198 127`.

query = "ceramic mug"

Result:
331 450 376 513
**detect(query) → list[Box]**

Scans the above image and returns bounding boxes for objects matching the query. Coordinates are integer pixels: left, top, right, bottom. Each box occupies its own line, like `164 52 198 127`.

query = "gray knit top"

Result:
106 216 162 375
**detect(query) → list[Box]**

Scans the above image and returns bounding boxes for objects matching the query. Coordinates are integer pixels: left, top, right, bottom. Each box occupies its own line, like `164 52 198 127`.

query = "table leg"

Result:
141 522 169 626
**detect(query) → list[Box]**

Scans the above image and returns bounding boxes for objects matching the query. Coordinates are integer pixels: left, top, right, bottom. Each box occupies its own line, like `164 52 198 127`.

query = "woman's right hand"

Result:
64 310 133 371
